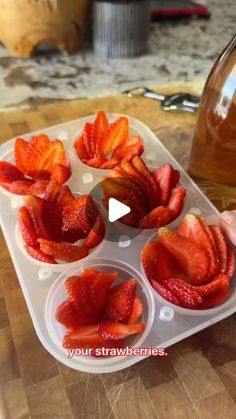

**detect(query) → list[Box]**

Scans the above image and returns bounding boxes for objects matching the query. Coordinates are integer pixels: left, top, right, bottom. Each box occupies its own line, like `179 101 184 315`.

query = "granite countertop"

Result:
0 0 235 109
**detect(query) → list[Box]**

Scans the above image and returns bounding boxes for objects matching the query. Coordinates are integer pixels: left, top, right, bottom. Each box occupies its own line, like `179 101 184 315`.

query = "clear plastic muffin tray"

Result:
0 114 235 373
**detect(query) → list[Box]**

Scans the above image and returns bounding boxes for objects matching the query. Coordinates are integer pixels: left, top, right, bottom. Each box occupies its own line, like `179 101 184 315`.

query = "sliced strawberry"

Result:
74 135 90 160
132 157 159 207
25 244 57 264
153 163 173 206
192 274 230 296
8 179 34 195
38 239 89 262
89 271 119 317
83 156 107 168
83 215 105 249
101 177 144 212
199 275 229 309
0 161 25 184
18 206 38 246
119 199 146 227
14 138 28 172
128 297 144 324
167 186 186 223
63 325 104 349
24 195 51 239
158 227 209 284
151 279 181 306
44 181 61 206
104 278 137 323
29 134 49 149
226 246 235 280
83 122 95 158
177 213 217 277
171 169 180 188
94 111 109 155
209 225 228 274
99 321 144 340
112 136 144 161
141 241 178 283
99 159 119 169
56 300 80 330
119 159 153 201
56 185 74 213
62 195 99 234
65 273 96 322
99 117 129 156
51 162 71 185
29 180 49 195
163 277 203 308
138 206 172 228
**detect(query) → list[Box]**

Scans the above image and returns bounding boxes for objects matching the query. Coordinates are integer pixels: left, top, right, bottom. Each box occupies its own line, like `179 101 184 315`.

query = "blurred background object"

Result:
0 0 90 57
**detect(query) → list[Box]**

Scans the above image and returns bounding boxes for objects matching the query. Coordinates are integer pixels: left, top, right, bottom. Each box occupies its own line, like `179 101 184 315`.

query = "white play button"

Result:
108 198 131 222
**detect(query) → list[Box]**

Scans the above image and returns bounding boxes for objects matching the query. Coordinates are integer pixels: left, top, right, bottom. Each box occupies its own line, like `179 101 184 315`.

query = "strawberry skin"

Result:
38 239 89 262
209 225 228 274
104 278 137 323
141 241 178 284
128 297 144 324
151 279 181 306
18 206 38 246
24 195 51 240
163 277 203 308
63 325 104 349
99 116 129 156
56 300 80 330
25 245 57 264
226 245 235 279
83 215 105 250
99 321 144 340
159 227 209 284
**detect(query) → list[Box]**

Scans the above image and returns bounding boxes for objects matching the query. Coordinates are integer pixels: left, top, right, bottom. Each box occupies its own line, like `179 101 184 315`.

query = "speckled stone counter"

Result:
0 0 235 108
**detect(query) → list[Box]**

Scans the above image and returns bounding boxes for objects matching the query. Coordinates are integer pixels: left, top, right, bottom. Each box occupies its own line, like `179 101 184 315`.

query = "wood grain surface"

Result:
0 89 236 419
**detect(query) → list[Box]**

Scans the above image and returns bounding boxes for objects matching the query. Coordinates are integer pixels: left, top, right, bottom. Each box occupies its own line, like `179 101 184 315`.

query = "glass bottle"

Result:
188 35 236 187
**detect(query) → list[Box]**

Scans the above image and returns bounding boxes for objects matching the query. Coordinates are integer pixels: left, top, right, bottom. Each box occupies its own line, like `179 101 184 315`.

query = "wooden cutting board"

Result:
0 89 236 419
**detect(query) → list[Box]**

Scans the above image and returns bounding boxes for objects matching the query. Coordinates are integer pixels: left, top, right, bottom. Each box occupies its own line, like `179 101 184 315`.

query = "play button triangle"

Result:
108 198 131 222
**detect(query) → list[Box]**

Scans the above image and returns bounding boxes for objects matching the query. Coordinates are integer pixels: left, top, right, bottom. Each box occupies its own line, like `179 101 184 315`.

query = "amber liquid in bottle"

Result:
189 36 236 186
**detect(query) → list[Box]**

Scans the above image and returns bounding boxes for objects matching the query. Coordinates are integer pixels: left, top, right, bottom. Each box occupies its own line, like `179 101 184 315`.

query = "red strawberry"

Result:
0 161 25 184
99 159 119 169
119 199 146 227
94 111 109 155
132 157 159 207
83 156 107 168
199 275 229 309
63 325 104 349
112 136 144 161
89 271 119 317
51 162 71 185
56 300 80 330
171 169 180 188
151 279 181 306
153 163 173 206
138 206 172 228
29 180 49 195
209 225 228 273
62 196 99 234
65 273 96 322
177 213 217 277
83 215 105 249
14 138 28 172
24 195 51 239
99 117 129 156
163 277 203 308
192 274 229 296
74 135 90 160
119 159 153 202
128 297 144 324
44 181 61 206
226 246 235 279
82 122 95 158
25 245 56 264
56 185 75 213
99 321 144 340
104 278 137 323
8 180 35 195
18 206 38 246
141 241 178 283
101 177 143 211
167 186 186 222
159 227 209 284
38 239 89 262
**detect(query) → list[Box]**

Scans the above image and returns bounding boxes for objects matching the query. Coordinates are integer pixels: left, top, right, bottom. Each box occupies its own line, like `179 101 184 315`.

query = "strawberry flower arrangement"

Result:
56 269 144 355
18 181 105 264
0 134 71 195
74 111 144 169
102 156 186 228
142 213 235 309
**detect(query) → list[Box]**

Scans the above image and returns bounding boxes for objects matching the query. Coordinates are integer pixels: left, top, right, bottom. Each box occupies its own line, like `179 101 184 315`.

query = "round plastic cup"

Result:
44 258 155 373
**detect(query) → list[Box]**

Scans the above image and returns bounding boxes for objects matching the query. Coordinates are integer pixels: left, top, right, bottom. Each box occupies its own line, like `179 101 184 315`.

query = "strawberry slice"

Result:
99 159 119 169
167 186 186 223
65 273 97 322
18 206 38 246
119 159 153 203
177 213 217 277
94 111 109 155
99 117 129 156
118 199 146 227
74 135 90 160
51 162 71 185
226 246 235 280
0 161 25 184
141 241 178 283
209 225 228 274
171 169 180 188
159 227 209 284
104 278 137 323
112 136 144 161
63 325 104 349
29 180 49 195
44 181 61 206
25 244 56 264
99 321 144 340
83 156 107 168
132 157 159 207
163 277 203 308
24 195 51 239
62 195 99 234
8 180 35 195
89 271 119 317
192 274 230 296
38 239 89 262
14 138 28 173
153 163 173 206
56 300 80 330
199 275 230 309
56 185 75 213
138 206 172 228
128 297 144 324
83 215 105 249
151 279 181 306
